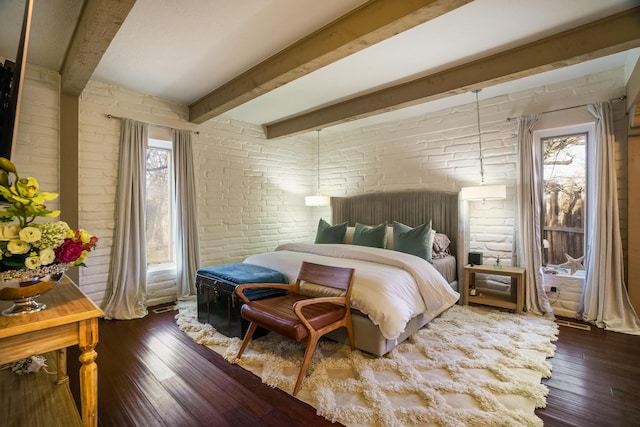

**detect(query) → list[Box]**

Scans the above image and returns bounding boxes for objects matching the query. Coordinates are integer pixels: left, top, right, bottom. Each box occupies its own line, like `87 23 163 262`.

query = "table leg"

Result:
56 348 69 385
78 318 99 427
517 273 525 314
462 270 470 306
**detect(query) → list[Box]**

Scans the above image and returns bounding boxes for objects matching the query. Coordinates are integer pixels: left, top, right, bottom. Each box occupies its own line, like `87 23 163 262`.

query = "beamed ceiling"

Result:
1 0 639 138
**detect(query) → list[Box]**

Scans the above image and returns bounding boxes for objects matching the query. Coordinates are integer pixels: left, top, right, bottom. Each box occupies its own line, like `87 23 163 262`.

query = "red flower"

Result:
83 236 99 251
54 239 84 263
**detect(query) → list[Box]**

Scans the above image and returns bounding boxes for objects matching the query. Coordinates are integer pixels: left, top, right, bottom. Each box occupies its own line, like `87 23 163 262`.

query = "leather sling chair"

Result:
235 261 356 395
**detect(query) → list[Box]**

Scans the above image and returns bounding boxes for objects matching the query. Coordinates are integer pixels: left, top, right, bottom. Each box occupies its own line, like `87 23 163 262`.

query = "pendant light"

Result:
305 130 330 206
460 89 506 201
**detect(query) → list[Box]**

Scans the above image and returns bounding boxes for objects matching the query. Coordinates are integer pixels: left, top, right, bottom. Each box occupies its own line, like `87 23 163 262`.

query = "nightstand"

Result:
463 264 525 314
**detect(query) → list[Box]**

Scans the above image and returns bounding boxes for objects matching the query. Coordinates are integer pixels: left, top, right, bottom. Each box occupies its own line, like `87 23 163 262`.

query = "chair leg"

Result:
237 322 258 359
346 322 355 351
293 333 320 396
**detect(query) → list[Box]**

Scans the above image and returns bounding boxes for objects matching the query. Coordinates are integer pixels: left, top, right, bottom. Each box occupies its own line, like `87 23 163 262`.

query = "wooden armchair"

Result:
235 261 356 395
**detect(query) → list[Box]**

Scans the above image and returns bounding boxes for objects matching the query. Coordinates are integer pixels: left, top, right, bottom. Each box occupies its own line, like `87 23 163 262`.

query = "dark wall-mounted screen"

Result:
0 0 33 160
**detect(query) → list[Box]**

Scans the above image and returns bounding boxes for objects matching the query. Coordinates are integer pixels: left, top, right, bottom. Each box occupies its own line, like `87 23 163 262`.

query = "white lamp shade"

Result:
460 185 506 201
305 195 331 206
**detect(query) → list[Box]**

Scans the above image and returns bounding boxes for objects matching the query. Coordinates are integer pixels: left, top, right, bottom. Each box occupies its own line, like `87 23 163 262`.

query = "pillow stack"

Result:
313 219 437 263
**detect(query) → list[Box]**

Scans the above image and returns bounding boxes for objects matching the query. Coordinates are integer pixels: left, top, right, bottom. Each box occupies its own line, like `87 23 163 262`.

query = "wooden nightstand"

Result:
463 264 525 314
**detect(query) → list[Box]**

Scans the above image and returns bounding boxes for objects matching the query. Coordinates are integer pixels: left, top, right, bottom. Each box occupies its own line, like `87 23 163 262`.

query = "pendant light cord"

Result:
316 130 321 195
473 89 485 186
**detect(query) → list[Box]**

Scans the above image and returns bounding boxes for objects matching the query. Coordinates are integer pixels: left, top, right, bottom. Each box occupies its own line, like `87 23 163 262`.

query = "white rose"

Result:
39 248 56 265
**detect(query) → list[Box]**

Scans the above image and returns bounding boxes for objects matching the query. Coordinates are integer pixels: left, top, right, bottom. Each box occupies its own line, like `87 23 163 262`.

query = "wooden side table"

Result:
463 264 526 314
0 276 103 427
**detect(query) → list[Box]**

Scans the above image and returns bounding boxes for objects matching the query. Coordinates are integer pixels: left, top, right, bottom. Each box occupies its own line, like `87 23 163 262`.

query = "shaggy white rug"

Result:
175 298 557 427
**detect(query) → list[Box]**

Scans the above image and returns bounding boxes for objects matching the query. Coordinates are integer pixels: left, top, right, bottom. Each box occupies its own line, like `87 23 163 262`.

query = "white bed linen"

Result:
244 243 460 340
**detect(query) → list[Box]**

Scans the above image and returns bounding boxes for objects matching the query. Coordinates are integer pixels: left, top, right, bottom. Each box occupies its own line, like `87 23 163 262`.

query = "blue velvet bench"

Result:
195 263 289 338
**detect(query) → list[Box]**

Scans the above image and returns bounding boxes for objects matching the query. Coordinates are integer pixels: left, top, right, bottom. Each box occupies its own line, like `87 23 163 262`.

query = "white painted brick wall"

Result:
78 81 317 305
11 65 60 210
11 64 629 318
543 273 584 318
318 67 627 317
321 93 521 265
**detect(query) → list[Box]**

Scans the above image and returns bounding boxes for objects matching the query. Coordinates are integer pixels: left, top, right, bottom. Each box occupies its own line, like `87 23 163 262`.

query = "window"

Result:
146 138 175 271
541 132 586 266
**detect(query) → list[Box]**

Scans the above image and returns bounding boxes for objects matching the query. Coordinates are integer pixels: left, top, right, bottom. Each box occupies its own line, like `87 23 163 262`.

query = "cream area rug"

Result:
175 298 558 427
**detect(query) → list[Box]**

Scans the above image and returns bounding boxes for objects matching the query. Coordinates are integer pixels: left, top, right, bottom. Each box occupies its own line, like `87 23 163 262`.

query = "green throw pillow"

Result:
392 220 433 262
352 222 387 248
314 219 348 244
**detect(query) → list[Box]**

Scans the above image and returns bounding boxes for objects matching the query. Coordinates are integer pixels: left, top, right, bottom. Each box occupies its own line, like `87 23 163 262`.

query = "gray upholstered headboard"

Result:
331 190 459 258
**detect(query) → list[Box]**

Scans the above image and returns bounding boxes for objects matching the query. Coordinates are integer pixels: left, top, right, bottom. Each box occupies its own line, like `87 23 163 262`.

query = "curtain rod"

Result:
505 96 626 122
106 114 200 135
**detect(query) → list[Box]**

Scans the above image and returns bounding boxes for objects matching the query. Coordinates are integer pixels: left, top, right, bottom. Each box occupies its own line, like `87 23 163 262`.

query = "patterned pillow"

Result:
432 233 451 253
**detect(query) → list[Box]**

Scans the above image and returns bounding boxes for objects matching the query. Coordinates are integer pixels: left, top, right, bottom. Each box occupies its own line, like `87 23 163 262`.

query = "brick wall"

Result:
77 81 317 304
318 73 621 258
11 64 629 315
11 66 60 207
315 68 627 316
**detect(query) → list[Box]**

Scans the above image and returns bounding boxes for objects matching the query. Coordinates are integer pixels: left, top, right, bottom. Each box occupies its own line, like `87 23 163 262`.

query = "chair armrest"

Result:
292 296 349 328
235 282 295 304
293 296 346 309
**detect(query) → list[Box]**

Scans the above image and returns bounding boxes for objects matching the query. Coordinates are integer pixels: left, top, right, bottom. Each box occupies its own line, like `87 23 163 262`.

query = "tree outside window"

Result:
146 139 175 269
541 133 586 266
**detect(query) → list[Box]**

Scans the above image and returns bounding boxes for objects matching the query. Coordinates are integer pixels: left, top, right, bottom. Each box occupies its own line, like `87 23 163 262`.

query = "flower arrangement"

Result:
0 157 98 282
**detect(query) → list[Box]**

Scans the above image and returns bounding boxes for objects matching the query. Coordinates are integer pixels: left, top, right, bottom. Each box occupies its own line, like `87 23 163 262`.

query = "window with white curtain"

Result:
145 138 176 272
535 123 594 269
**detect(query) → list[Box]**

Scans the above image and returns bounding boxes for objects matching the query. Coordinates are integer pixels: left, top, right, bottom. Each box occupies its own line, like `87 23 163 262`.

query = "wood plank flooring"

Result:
68 307 640 427
69 305 337 427
537 318 640 426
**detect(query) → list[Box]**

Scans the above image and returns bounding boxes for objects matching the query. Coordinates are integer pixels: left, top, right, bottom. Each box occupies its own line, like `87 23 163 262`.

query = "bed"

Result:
245 190 461 356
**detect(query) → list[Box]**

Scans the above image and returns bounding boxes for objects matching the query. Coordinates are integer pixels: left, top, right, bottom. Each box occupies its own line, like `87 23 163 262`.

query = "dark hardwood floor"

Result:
537 318 640 427
70 307 640 427
70 305 338 427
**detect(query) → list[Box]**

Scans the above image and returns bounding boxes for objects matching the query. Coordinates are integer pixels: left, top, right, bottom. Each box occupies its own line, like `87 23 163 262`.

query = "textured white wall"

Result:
320 101 518 264
12 63 628 316
76 81 320 304
318 68 627 266
11 66 60 209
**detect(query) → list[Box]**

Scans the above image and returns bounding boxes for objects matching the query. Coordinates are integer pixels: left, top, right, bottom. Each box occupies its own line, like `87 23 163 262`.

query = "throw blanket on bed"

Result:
244 243 460 340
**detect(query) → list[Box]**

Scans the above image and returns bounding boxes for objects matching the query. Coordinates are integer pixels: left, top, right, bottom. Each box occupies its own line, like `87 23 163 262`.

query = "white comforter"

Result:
244 243 460 340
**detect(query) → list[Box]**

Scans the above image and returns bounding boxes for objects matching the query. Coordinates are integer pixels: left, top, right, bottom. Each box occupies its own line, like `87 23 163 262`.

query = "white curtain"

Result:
103 119 148 320
581 102 640 334
172 129 200 298
514 114 553 316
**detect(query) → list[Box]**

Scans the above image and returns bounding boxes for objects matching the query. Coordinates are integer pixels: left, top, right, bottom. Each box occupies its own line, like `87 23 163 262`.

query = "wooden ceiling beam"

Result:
265 6 640 139
60 0 137 96
188 0 472 125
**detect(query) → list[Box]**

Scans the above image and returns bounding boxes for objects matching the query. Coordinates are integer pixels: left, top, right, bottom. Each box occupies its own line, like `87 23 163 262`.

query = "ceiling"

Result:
1 0 639 137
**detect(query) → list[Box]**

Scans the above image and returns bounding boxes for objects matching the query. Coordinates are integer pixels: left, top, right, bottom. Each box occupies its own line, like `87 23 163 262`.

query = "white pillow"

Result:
386 226 394 249
343 226 356 244
428 228 437 252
